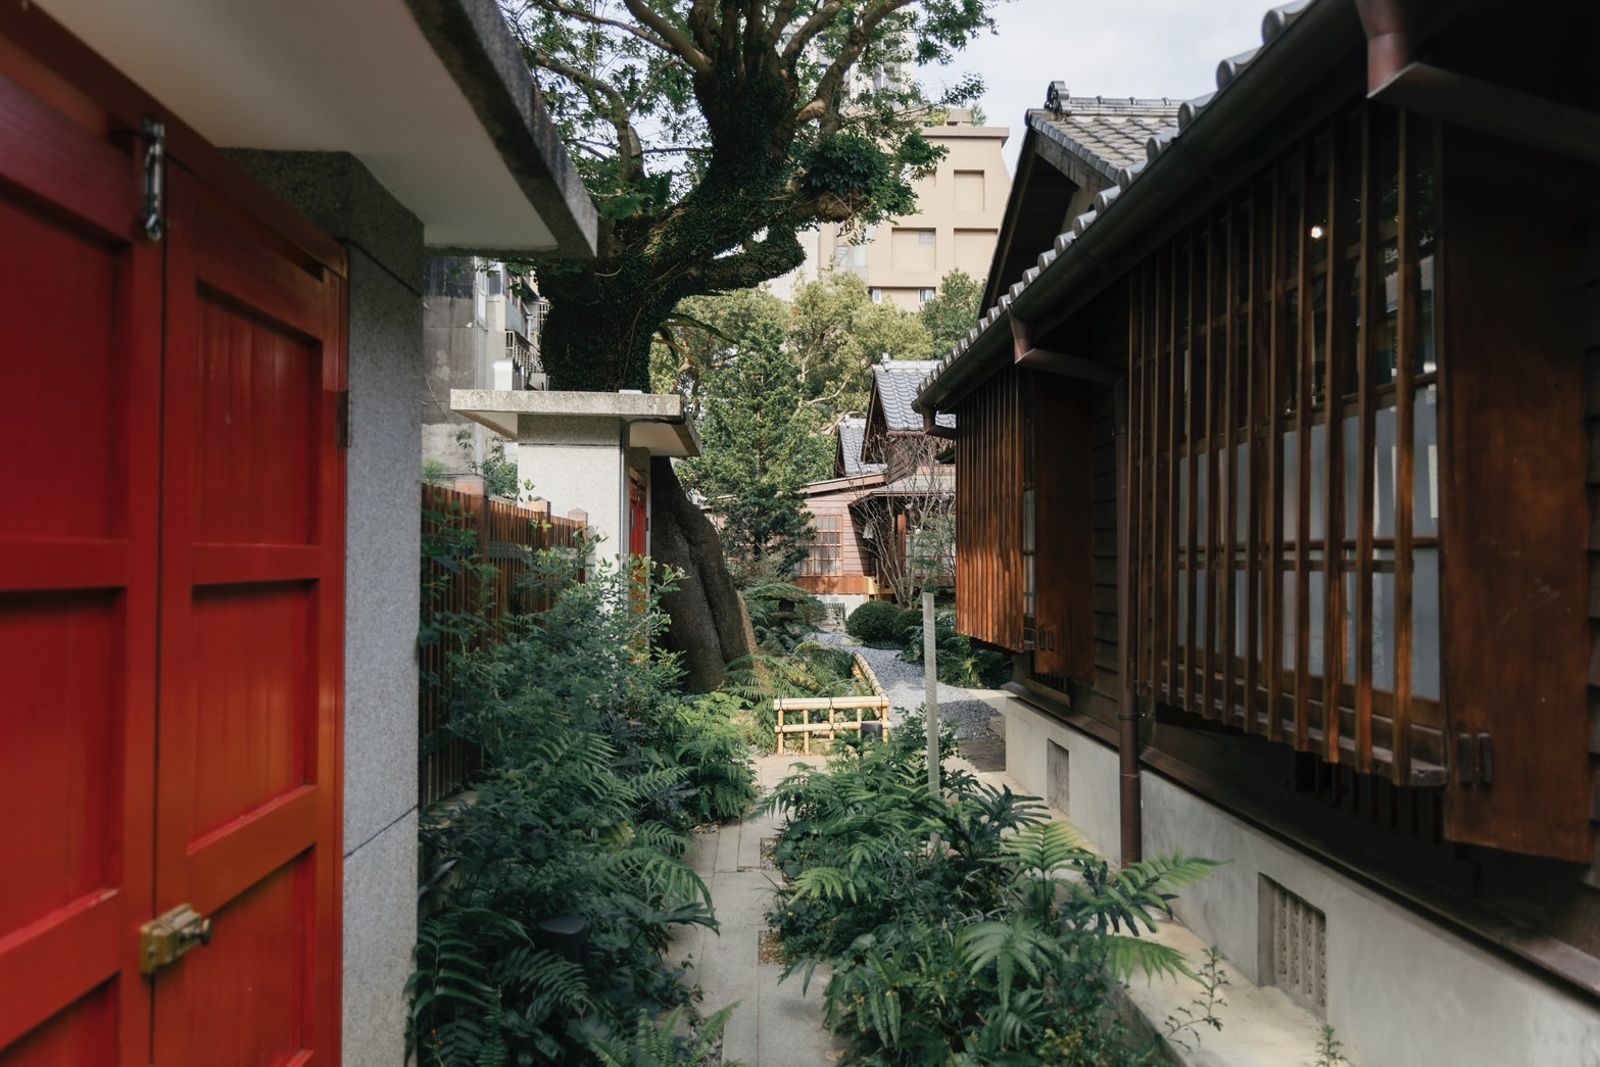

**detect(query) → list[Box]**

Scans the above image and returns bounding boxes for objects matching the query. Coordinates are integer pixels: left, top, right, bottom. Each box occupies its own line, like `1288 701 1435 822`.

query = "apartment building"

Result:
771 109 1011 308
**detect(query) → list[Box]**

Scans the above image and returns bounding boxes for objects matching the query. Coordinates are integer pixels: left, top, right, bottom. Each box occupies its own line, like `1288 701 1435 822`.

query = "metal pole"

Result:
1115 377 1142 867
923 590 940 802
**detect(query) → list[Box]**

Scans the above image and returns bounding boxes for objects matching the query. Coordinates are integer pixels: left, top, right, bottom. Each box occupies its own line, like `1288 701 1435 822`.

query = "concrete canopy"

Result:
36 0 597 257
452 390 702 458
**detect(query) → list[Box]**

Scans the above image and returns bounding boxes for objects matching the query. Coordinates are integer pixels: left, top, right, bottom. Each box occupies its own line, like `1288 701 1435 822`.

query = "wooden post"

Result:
923 591 940 801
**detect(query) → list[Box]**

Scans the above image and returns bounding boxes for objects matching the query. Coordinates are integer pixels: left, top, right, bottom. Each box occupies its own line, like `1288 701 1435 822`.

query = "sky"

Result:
931 0 1276 171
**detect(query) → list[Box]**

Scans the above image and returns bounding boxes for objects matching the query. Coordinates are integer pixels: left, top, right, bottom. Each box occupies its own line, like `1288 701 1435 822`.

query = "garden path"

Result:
814 631 1007 770
671 755 844 1066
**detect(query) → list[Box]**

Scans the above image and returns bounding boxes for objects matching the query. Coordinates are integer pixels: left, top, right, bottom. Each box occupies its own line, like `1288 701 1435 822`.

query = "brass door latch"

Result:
139 903 213 975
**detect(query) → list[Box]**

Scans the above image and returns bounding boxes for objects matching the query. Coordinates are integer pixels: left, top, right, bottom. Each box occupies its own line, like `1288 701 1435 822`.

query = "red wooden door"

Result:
0 70 162 1064
149 168 345 1063
0 64 346 1065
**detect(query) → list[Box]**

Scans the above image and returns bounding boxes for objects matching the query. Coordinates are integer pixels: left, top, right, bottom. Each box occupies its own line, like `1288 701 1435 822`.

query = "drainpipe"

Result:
1354 0 1413 92
1114 377 1141 866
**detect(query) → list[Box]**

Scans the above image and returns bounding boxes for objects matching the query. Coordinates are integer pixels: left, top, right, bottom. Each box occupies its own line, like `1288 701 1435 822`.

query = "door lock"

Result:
139 903 213 975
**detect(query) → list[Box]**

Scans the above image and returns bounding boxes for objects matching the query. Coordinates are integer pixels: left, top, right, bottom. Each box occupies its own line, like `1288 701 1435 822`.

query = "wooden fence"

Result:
419 483 587 808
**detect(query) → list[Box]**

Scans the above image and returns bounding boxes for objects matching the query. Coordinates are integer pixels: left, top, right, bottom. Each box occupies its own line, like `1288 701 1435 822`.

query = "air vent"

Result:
1259 876 1326 1017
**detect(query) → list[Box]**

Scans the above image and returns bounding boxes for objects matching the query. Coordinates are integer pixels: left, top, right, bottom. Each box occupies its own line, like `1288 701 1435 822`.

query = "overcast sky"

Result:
930 0 1275 170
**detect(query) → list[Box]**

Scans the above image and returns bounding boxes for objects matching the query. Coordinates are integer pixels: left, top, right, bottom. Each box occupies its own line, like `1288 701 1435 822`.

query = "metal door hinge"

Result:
140 117 167 242
139 903 212 975
335 390 352 449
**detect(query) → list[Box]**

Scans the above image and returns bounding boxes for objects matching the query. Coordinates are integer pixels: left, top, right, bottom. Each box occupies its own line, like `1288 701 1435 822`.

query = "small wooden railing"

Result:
773 695 892 755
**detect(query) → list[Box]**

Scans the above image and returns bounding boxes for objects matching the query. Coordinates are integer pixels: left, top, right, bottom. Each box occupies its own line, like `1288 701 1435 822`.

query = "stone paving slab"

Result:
675 756 842 1066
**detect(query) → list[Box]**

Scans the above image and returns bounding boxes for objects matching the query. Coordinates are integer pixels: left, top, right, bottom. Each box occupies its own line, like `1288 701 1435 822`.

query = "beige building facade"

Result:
771 109 1010 308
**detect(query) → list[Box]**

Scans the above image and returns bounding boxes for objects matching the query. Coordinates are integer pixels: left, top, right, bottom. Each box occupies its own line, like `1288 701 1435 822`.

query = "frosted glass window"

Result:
1372 570 1395 692
1414 385 1439 538
1282 577 1298 671
1195 571 1208 651
1236 442 1250 541
1413 548 1441 700
1307 571 1326 677
1309 423 1327 542
1341 414 1360 540
1374 406 1397 539
1196 460 1209 549
1342 571 1356 680
1283 430 1298 542
1178 571 1189 647
1235 576 1250 664
1179 462 1189 549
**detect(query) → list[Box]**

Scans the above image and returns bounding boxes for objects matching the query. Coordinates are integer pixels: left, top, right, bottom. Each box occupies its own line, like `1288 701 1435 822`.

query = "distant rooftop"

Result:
1028 85 1182 183
872 359 956 433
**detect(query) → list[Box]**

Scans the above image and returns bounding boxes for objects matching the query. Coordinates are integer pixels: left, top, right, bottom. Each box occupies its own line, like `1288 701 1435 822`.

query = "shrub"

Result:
408 552 753 1064
765 724 1219 1064
846 600 914 645
723 646 857 753
902 607 1011 688
742 580 827 653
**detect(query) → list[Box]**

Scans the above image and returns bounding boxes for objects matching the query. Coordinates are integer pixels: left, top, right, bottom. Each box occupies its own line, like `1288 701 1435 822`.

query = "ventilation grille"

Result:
1260 876 1326 1017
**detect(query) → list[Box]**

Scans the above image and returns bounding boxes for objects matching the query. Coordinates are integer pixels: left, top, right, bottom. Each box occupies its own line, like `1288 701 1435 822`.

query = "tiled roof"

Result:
873 359 956 432
837 417 885 477
917 0 1320 410
1028 87 1182 183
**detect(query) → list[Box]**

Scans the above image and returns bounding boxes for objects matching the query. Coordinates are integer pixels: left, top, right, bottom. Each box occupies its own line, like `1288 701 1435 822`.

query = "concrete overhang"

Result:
452 390 702 458
36 0 598 257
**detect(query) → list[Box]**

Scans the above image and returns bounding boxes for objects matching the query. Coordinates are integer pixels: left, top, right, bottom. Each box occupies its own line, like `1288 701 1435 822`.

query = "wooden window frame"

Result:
1132 102 1444 785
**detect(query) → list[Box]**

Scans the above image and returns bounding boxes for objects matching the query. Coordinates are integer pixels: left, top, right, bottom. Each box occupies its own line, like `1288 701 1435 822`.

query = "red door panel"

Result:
150 169 344 1065
0 70 161 1063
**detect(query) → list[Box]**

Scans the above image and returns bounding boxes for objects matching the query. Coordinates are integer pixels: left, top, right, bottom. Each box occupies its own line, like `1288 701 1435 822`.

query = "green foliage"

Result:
722 645 858 753
918 268 986 357
902 607 1010 688
590 1004 743 1067
409 552 756 1064
675 331 830 581
785 273 935 415
847 600 917 646
505 1 997 391
455 428 522 500
742 581 828 654
1313 1025 1349 1067
763 727 1223 1064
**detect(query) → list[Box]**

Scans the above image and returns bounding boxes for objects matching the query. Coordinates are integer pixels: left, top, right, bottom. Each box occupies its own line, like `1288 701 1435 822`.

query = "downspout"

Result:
1114 376 1141 866
1354 0 1413 92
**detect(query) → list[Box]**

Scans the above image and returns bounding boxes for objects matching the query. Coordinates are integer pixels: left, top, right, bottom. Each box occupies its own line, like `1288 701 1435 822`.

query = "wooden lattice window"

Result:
1128 102 1443 784
796 515 843 576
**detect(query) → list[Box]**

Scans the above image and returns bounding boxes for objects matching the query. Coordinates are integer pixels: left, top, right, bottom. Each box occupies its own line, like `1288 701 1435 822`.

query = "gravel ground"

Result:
813 630 1001 742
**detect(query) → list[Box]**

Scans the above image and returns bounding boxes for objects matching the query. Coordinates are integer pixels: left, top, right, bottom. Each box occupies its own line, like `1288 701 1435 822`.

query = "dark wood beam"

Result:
1015 346 1120 384
1371 62 1600 166
922 409 958 439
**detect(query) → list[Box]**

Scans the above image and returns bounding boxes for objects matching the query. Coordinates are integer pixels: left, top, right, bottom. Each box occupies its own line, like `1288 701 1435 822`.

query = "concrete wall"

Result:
516 413 627 559
1001 697 1600 1066
229 150 423 1067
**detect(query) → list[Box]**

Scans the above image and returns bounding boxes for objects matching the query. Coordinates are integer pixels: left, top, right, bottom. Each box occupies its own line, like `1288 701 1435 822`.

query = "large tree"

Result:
918 267 985 355
507 0 994 388
650 272 933 425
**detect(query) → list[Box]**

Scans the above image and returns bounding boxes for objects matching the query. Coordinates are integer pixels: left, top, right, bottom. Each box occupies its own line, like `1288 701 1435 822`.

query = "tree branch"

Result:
529 50 644 182
529 0 672 52
620 0 714 74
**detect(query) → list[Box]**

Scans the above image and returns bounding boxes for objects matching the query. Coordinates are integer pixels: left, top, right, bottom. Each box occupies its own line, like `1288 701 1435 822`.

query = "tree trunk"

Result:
649 458 755 691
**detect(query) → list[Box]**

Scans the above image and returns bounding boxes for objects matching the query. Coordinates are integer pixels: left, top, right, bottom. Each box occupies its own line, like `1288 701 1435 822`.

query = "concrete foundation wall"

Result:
230 150 424 1066
1001 697 1600 1066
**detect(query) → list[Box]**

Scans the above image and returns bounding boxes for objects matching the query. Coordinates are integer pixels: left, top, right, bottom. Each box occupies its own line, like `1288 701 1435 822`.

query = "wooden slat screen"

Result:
419 483 587 807
1127 101 1447 786
955 368 1025 651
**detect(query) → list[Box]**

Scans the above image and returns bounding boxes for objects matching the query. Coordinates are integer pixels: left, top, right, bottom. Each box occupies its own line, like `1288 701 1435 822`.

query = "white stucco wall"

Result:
515 413 627 560
1001 697 1600 1066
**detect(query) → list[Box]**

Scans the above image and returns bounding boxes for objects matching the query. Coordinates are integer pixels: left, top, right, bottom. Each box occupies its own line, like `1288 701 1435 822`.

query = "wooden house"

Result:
793 418 886 607
914 0 1600 1059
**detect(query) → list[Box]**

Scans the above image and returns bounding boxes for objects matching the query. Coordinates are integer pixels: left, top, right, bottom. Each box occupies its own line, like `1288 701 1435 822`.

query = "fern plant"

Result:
763 722 1222 1065
409 552 754 1065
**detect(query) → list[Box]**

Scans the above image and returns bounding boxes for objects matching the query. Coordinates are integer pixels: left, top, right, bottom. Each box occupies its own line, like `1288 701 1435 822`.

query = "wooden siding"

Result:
1436 125 1590 861
796 489 876 588
955 369 1025 650
1034 374 1096 681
